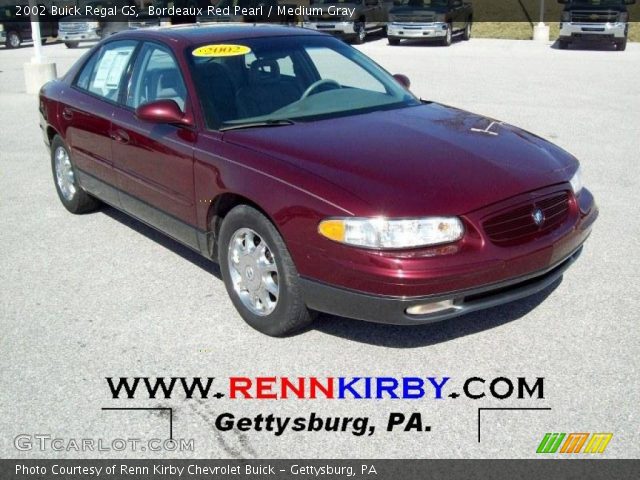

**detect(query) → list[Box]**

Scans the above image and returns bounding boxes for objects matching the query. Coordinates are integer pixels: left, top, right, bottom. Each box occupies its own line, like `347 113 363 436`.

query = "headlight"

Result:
0 24 4 33
569 166 583 195
435 14 446 23
618 12 628 23
318 217 464 249
561 12 571 22
86 22 100 29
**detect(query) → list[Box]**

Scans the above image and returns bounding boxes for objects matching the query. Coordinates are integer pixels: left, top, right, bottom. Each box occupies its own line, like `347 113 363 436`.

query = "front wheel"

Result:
51 136 100 214
616 39 627 51
219 205 314 336
388 37 401 46
441 24 452 46
6 31 21 48
64 41 79 49
463 21 471 41
353 21 366 44
558 40 569 50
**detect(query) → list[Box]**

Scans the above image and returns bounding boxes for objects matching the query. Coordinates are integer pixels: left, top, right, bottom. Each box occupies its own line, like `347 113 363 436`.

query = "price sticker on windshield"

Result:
192 44 252 57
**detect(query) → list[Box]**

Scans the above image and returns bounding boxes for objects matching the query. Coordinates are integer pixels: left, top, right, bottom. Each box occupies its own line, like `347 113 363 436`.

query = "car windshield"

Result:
569 0 624 6
188 35 420 130
310 0 354 4
393 0 450 6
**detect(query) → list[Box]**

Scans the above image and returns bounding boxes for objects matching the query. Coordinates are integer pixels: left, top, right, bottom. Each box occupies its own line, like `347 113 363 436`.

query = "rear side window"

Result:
75 40 138 102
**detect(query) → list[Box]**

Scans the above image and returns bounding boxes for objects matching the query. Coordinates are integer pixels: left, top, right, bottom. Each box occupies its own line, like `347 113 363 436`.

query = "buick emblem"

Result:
532 208 545 226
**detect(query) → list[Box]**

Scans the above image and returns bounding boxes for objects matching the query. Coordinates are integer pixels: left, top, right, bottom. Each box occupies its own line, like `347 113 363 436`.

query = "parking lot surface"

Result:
1 37 639 458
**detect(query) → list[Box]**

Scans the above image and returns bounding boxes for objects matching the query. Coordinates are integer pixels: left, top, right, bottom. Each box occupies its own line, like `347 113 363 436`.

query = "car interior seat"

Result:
197 61 238 126
235 59 302 118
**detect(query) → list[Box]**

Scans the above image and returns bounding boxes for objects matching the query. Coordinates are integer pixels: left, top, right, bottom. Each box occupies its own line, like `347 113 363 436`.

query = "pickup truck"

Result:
57 0 159 48
303 0 393 44
558 0 635 51
387 0 472 46
0 4 58 49
196 0 307 24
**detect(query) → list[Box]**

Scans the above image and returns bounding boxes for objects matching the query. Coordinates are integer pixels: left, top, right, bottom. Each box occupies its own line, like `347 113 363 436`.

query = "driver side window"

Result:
126 43 188 112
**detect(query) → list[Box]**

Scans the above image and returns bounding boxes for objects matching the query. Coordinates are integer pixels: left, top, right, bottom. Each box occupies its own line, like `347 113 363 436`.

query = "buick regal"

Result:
39 25 598 336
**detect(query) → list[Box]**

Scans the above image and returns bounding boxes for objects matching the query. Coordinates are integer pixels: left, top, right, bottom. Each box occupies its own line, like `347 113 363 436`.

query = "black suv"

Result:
0 4 58 48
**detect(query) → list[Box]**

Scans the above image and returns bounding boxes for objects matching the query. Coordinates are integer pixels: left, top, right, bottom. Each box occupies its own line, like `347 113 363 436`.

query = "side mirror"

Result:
135 100 190 126
393 73 411 90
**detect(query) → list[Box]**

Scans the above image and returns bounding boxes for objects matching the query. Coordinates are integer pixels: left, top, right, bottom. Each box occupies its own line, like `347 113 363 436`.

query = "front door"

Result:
111 42 199 249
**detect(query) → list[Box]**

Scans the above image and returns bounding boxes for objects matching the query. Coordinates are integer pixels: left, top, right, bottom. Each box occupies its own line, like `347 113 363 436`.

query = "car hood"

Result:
224 103 578 216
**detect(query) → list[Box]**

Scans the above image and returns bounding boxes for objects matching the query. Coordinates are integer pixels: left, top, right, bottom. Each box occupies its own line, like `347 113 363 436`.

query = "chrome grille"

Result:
58 22 89 34
391 13 436 23
483 191 570 246
128 19 160 29
571 10 619 23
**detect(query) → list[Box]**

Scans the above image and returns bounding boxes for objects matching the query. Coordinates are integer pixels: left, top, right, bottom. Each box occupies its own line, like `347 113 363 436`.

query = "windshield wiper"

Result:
219 119 295 132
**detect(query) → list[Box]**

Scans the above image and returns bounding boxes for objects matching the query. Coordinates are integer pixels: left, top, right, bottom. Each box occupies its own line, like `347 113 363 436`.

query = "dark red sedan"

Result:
39 25 598 336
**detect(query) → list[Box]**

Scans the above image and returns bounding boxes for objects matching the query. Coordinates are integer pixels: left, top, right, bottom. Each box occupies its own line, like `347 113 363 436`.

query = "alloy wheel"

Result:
54 146 76 201
8 32 20 48
355 23 366 44
227 228 279 316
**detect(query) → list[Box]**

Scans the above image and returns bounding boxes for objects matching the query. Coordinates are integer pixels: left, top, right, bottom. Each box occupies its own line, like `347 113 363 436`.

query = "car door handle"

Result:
110 129 130 144
61 107 73 120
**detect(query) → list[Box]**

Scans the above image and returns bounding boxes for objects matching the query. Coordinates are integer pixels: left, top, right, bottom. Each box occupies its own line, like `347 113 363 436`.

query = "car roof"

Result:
120 24 325 46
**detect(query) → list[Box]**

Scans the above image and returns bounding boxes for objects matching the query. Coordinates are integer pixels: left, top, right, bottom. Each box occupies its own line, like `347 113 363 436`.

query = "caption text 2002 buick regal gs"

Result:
39 25 598 336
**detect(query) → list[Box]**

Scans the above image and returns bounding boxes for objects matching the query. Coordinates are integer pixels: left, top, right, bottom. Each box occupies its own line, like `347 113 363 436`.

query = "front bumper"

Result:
559 22 627 40
302 245 583 325
292 185 598 324
57 30 100 43
303 21 356 36
387 22 448 39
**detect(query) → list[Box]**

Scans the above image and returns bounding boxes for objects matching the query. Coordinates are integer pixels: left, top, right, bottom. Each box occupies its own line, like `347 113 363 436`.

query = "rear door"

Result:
111 41 199 249
60 39 138 205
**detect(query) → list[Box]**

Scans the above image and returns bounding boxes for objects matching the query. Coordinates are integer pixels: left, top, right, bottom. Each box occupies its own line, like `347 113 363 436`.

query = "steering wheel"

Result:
301 79 341 99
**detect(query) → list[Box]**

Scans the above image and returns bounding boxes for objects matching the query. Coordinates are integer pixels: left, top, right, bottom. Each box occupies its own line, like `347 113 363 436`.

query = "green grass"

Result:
473 22 639 43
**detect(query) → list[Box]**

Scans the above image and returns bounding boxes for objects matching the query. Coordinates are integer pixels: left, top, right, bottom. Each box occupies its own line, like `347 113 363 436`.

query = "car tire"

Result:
353 21 366 44
6 30 21 49
388 37 401 46
65 41 79 49
51 135 101 214
616 39 627 51
558 40 569 50
219 205 314 337
442 24 452 46
463 21 471 41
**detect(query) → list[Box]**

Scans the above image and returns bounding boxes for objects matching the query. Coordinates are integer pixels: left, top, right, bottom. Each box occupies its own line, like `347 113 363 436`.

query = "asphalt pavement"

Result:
1 35 639 459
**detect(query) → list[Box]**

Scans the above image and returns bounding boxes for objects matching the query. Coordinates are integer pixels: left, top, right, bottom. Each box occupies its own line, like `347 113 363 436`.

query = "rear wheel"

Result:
388 37 401 46
6 31 21 49
51 135 100 214
64 41 79 49
219 205 314 336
